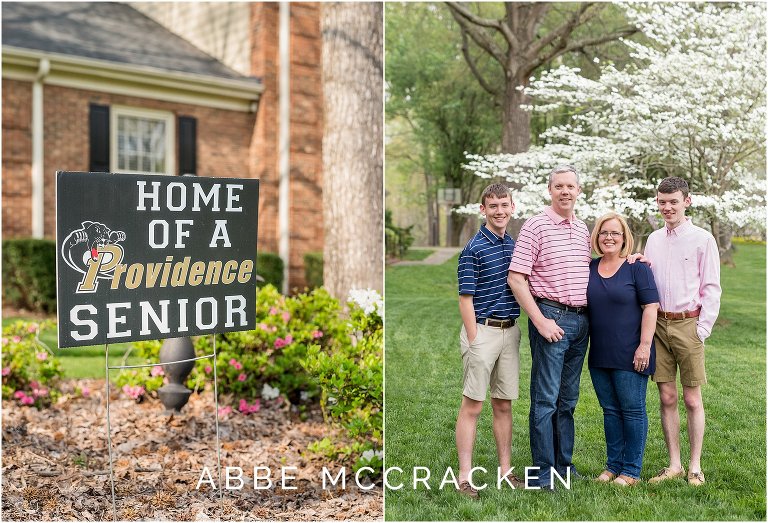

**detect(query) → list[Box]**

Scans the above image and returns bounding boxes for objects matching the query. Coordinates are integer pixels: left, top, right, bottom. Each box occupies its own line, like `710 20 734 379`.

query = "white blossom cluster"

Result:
348 288 384 317
462 3 766 234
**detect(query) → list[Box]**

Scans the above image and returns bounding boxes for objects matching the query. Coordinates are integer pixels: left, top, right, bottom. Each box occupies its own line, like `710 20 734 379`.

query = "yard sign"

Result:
56 171 259 348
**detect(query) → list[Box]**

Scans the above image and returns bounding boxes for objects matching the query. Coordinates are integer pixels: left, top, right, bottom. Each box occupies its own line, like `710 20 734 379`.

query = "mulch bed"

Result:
2 380 383 521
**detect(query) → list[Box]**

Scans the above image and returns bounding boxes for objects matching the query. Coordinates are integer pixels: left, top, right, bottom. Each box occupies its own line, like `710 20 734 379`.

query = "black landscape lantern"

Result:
157 337 196 412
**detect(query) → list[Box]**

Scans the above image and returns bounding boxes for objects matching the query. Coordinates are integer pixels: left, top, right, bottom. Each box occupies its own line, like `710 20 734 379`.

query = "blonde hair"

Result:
591 212 634 257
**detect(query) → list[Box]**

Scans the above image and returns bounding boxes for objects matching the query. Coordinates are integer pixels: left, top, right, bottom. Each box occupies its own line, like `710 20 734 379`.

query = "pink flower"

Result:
12 336 21 344
218 406 232 417
27 324 38 333
122 384 145 400
274 338 286 349
229 358 237 366
80 385 90 397
258 323 269 331
29 380 40 389
150 365 164 377
312 330 323 339
282 312 291 323
32 387 48 398
269 307 279 315
249 399 261 413
21 396 34 405
2 367 11 376
237 373 247 382
235 362 243 370
36 352 48 361
2 338 8 346
13 390 25 399
204 365 212 374
285 335 293 344
238 398 249 412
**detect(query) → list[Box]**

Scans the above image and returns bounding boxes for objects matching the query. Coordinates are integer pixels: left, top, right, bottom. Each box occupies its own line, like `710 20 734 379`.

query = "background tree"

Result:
322 3 383 298
386 3 500 246
459 3 766 264
445 2 638 153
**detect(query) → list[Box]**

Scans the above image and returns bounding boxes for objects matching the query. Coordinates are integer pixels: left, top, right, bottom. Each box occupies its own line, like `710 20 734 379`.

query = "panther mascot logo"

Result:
61 221 126 293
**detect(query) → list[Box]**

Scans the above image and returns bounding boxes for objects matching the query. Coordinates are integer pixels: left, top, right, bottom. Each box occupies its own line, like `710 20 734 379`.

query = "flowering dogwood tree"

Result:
458 2 766 263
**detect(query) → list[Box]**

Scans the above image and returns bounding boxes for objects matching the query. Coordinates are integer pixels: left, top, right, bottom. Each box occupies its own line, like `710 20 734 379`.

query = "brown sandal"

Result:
613 474 639 486
595 470 616 482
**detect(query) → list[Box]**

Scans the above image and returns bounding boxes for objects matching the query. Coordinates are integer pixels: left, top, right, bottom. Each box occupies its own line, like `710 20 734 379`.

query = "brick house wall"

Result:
3 2 325 290
249 3 323 289
2 79 33 237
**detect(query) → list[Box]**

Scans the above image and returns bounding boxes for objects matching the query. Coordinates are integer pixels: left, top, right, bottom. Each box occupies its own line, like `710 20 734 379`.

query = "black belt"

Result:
535 297 587 314
478 317 516 328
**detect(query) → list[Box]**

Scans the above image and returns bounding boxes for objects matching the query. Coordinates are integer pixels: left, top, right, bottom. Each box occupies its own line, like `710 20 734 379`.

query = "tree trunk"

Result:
502 75 532 154
449 212 467 246
711 218 736 267
322 3 383 300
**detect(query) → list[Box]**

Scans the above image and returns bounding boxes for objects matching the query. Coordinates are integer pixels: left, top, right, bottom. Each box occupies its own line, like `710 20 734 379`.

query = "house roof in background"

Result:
2 2 254 82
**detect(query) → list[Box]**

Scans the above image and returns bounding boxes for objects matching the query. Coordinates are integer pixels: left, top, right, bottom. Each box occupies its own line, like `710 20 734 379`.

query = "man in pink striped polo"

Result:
507 165 591 489
644 177 721 486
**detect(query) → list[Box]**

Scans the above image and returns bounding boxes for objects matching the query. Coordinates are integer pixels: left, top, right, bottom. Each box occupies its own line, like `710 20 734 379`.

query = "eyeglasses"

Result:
598 231 624 238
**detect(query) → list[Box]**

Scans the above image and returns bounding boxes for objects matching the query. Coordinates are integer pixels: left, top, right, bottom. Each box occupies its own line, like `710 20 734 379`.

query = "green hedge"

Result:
256 252 284 289
304 252 323 289
2 239 57 314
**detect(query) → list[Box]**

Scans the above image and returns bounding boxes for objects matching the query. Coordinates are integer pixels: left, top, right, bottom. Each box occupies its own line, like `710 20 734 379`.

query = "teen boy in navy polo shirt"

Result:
455 183 522 498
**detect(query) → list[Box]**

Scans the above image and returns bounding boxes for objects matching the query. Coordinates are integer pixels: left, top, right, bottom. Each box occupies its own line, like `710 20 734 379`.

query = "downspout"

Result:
31 58 50 238
278 2 291 294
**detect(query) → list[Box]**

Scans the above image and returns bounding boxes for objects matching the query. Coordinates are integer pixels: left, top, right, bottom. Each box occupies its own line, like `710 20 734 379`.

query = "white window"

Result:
111 106 175 175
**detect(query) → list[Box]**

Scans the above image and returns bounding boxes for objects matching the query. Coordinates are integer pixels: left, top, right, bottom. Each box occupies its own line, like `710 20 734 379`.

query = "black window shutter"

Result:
89 104 110 172
178 116 197 175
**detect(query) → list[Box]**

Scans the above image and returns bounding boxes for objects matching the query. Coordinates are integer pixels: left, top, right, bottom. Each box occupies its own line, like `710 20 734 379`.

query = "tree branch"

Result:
445 3 510 65
531 26 640 72
459 29 500 97
526 3 596 61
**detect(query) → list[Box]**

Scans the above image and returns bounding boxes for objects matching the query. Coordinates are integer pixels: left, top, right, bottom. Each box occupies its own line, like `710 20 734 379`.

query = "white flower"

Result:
261 383 280 400
348 288 383 316
362 449 375 461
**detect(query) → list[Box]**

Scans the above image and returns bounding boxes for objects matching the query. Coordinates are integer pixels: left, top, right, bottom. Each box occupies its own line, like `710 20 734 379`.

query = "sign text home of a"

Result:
56 172 259 348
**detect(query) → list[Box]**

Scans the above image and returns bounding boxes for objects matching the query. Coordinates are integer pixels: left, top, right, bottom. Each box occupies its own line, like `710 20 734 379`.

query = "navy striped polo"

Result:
458 224 521 321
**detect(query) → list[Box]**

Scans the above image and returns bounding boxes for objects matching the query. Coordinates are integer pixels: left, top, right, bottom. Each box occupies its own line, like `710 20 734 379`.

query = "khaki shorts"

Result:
459 322 521 401
652 317 707 387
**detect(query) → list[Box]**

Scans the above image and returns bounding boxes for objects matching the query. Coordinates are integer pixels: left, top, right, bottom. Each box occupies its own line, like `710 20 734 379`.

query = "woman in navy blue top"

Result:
587 212 659 486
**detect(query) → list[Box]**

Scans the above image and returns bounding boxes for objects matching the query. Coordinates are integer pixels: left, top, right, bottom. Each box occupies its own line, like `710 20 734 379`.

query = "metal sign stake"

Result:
104 343 118 521
102 342 225 521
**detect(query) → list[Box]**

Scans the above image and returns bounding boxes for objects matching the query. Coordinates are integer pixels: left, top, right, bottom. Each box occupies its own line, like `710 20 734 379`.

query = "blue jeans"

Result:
589 367 649 480
528 303 589 486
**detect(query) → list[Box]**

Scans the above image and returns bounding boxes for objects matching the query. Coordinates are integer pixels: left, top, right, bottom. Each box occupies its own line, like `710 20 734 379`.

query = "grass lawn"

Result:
401 249 435 262
384 243 766 520
2 317 144 378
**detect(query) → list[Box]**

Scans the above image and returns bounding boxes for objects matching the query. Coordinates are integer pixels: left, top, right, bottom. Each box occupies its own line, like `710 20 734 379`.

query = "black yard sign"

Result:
56 172 259 348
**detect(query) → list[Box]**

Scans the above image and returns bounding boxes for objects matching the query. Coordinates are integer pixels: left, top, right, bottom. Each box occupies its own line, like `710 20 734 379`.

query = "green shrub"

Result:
2 239 57 313
113 284 348 406
1 320 63 408
302 289 383 473
304 252 324 289
385 209 414 258
256 252 284 289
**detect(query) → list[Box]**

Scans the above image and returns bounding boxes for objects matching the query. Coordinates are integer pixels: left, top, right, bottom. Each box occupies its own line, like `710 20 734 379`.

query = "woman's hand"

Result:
633 344 651 372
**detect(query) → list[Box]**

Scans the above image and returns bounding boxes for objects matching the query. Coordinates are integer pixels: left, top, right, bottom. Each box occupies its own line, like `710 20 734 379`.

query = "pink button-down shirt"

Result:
644 217 721 340
508 206 591 307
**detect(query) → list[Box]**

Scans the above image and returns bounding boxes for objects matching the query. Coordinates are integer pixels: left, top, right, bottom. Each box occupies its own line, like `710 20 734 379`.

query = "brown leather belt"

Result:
535 297 588 314
659 308 701 320
481 318 516 329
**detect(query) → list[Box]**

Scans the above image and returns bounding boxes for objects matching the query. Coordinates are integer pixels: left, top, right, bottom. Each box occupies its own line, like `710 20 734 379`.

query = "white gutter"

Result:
278 2 290 293
31 58 49 238
3 46 263 113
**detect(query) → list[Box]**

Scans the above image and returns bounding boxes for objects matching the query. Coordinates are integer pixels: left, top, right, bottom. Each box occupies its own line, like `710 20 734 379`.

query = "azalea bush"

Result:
1 320 63 408
113 284 348 408
303 289 384 474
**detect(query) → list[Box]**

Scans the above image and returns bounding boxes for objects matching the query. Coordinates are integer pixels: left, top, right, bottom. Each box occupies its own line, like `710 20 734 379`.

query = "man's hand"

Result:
534 318 565 343
627 253 651 266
